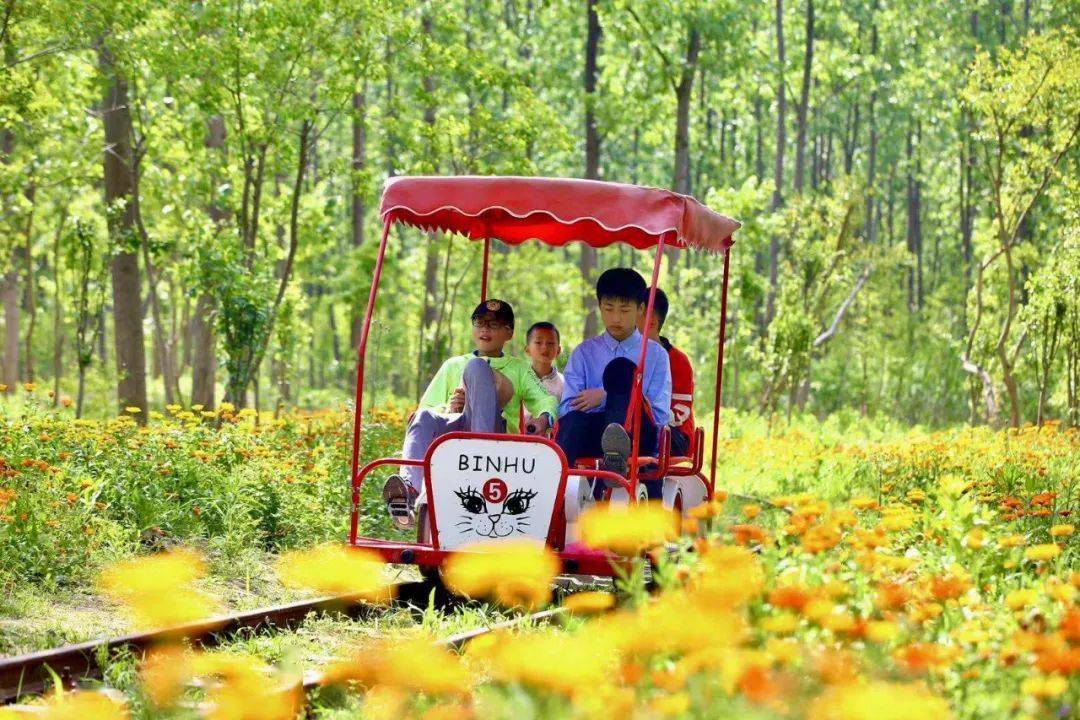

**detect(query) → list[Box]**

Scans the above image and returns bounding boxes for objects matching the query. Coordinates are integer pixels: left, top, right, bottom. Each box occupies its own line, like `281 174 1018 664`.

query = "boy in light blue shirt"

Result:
556 268 671 489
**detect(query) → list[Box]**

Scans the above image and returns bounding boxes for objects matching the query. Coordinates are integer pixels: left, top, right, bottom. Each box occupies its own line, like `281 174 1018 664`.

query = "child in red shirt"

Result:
638 289 695 456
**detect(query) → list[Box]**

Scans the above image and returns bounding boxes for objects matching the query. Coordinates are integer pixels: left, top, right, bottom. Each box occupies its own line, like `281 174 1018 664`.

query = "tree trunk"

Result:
190 293 216 409
767 0 787 326
52 213 64 404
1 119 16 392
668 26 701 272
865 6 878 242
350 85 367 354
793 0 813 194
192 114 227 410
581 0 602 340
415 8 440 394
99 43 148 419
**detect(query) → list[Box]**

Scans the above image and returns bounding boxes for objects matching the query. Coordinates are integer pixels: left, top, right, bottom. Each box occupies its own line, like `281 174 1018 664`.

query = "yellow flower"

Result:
649 692 691 717
483 629 617 697
442 540 559 609
807 681 953 720
1024 544 1061 562
361 686 408 720
999 534 1026 548
276 544 391 601
743 503 762 519
1049 524 1074 537
761 613 800 635
865 620 901 643
879 506 916 532
963 528 987 550
578 501 676 556
850 496 878 511
124 406 141 414
1005 588 1039 610
98 549 220 630
190 651 303 720
324 639 471 697
36 690 129 720
563 590 616 615
1020 674 1068 698
1047 582 1076 603
688 498 725 520
23 382 37 392
693 544 765 607
140 645 192 707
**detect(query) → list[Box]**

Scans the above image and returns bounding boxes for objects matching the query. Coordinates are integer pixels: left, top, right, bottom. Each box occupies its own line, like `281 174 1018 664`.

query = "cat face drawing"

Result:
453 477 537 539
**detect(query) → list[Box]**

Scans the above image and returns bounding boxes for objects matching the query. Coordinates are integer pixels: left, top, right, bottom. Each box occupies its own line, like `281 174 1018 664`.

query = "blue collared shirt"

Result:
558 329 672 427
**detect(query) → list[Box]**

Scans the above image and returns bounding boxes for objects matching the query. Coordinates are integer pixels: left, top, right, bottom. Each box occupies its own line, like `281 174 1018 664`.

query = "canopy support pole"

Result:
627 235 666 497
480 237 491 301
349 218 392 544
708 246 732 496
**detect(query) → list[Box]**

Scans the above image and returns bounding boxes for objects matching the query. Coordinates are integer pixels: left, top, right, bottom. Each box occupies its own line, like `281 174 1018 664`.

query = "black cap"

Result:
471 298 515 328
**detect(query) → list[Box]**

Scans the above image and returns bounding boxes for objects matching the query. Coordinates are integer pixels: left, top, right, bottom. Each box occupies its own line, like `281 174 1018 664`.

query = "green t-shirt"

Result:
419 352 558 433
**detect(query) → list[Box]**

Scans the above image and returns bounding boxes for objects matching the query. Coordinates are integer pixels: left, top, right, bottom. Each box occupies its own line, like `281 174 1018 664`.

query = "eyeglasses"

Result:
472 319 509 331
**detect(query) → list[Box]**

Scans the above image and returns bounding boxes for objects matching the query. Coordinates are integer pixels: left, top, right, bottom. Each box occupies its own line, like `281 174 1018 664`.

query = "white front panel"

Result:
428 437 564 550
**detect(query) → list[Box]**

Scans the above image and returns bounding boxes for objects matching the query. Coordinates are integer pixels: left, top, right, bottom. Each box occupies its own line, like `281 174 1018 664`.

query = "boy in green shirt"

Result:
382 299 558 528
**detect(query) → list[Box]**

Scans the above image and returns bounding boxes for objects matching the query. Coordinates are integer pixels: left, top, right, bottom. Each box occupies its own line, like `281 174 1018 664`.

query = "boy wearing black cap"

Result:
382 298 558 528
556 268 671 490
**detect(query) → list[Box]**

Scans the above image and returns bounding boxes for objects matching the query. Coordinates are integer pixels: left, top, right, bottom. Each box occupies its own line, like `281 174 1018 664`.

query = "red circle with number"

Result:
483 478 508 503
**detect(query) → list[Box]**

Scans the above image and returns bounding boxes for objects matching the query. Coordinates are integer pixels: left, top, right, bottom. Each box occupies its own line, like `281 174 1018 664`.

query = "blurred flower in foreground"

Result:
142 648 303 719
276 544 392 601
1020 673 1068 698
323 638 472 697
442 540 559 609
193 652 302 720
1023 543 1061 562
8 691 129 720
98 548 219 630
806 681 953 720
692 544 765 607
578 502 676 556
472 629 617 697
563 590 616 615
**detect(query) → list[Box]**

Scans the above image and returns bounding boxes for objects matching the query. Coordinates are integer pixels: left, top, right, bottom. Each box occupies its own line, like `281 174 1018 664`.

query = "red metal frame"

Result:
708 247 732 493
480 237 491 301
347 180 736 577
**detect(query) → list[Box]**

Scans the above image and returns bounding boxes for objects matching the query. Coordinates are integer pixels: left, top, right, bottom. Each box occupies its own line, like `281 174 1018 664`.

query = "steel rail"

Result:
0 580 444 703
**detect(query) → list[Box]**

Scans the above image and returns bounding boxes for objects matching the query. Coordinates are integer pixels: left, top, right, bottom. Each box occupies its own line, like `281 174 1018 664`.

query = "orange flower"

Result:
894 642 959 673
731 523 770 546
929 574 970 601
769 584 813 612
875 582 911 611
803 524 842 554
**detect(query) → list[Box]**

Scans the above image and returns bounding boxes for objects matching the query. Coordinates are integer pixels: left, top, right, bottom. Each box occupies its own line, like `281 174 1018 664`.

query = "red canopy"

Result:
379 176 739 252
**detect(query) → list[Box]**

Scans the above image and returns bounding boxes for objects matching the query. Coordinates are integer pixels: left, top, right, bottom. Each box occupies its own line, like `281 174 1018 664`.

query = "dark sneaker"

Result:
382 474 418 529
601 423 632 485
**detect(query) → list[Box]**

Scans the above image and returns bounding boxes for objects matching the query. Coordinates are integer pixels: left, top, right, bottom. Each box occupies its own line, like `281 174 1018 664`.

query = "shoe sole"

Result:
601 424 632 480
383 475 416 529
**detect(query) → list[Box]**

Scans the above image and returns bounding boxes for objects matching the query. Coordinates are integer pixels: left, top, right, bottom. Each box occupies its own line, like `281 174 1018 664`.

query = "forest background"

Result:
1 0 1079 429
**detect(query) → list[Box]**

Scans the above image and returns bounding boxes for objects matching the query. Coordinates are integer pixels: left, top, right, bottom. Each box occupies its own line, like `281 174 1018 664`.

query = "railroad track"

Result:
0 579 447 703
1 577 594 705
